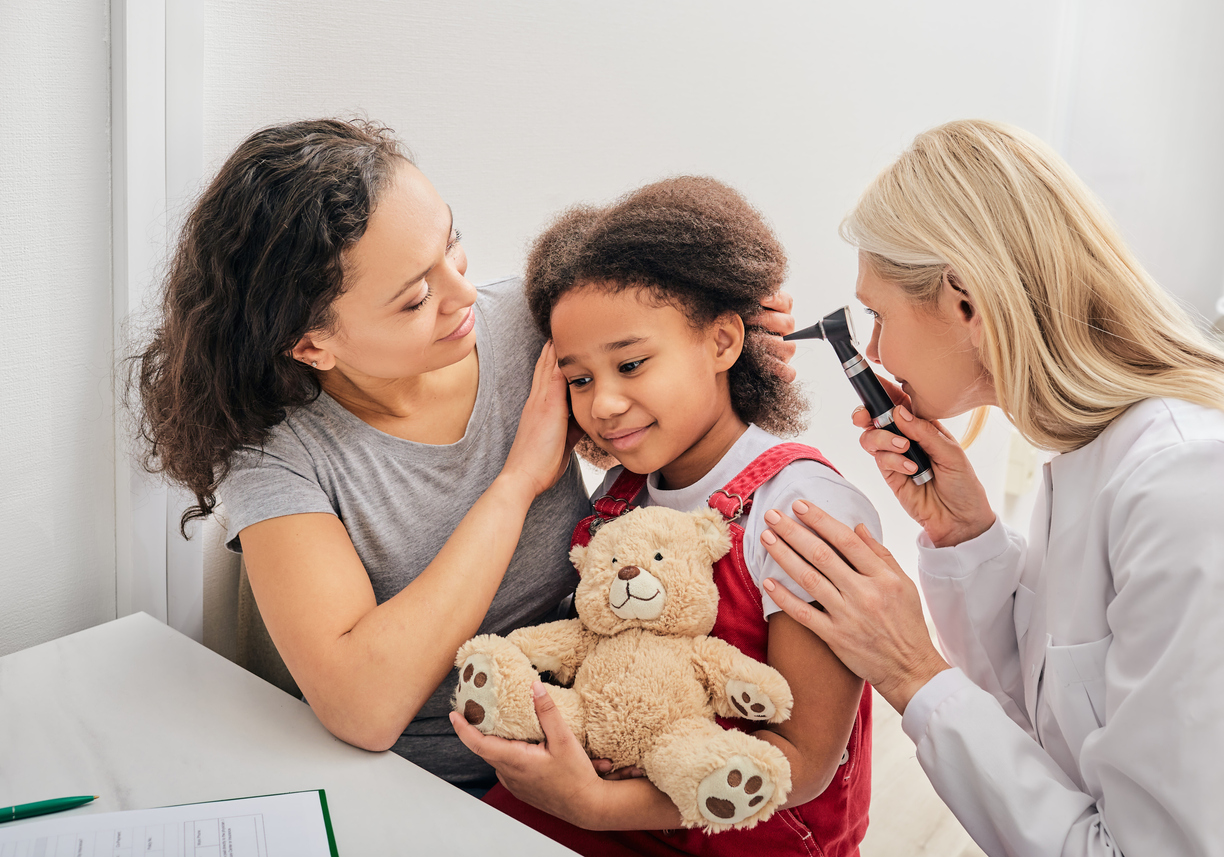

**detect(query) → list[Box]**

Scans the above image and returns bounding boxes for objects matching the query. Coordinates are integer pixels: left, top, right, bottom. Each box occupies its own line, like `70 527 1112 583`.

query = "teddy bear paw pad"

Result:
696 755 776 826
725 679 776 721
455 653 500 734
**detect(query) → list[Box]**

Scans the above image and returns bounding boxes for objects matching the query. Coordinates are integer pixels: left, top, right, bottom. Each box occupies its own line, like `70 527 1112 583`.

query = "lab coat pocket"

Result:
1044 634 1112 761
1013 583 1035 643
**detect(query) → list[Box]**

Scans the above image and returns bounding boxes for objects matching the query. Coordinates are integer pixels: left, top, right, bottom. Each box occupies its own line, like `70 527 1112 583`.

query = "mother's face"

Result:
855 255 997 420
295 162 477 382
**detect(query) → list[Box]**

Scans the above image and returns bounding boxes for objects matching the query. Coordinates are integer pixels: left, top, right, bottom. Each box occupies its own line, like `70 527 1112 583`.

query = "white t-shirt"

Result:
595 424 882 618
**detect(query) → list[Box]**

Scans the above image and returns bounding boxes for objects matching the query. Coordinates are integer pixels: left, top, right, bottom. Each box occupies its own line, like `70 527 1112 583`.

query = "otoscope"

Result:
784 306 933 485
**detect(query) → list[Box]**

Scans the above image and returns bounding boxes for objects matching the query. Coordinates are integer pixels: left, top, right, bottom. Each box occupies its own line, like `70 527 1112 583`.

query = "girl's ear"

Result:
942 270 985 349
290 332 335 371
710 312 745 372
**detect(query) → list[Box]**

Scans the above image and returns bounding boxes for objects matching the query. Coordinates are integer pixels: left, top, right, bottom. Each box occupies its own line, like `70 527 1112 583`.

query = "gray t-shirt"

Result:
220 277 589 786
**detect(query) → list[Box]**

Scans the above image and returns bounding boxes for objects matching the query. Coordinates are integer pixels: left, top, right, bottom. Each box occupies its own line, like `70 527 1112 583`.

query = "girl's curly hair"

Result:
524 175 807 461
132 118 410 534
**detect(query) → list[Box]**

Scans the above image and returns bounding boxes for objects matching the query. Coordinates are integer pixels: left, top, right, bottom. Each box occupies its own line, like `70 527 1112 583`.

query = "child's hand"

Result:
747 291 797 383
593 759 645 780
450 681 606 827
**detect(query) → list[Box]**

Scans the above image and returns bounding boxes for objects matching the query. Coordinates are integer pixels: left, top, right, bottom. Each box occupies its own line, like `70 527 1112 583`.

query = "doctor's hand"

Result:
749 290 798 383
450 681 607 828
760 502 950 715
853 377 995 548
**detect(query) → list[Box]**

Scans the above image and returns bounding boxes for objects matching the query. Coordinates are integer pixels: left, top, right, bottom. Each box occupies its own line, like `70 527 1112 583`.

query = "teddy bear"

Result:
453 504 794 832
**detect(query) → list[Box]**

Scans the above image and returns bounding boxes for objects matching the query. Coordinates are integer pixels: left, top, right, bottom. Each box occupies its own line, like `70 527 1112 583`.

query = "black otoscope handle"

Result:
834 345 934 485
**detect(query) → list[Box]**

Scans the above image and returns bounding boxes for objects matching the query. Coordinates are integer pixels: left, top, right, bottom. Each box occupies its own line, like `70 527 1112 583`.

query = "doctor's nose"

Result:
865 322 882 365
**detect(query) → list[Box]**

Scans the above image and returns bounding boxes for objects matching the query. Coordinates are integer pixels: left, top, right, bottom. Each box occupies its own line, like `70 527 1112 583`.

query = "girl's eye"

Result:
404 285 432 313
446 228 464 254
567 376 592 390
618 359 646 374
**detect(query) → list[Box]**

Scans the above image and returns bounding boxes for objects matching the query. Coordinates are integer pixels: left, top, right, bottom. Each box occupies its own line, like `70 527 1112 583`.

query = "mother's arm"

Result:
240 343 578 752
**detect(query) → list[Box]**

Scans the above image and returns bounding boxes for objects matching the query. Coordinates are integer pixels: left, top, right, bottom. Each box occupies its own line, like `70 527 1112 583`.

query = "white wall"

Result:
2 0 1222 656
0 1 116 656
1059 0 1224 322
199 0 1065 578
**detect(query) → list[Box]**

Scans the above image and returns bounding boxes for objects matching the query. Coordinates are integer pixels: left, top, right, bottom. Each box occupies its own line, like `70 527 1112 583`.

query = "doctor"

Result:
760 120 1224 856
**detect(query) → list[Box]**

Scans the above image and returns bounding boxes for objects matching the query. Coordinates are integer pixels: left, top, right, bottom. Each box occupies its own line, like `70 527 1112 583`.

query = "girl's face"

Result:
296 161 476 381
855 254 996 420
551 285 747 489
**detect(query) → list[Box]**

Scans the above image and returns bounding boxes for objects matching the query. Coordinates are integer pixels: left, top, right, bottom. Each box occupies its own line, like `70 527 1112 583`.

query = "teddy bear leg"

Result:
453 635 545 742
641 718 792 832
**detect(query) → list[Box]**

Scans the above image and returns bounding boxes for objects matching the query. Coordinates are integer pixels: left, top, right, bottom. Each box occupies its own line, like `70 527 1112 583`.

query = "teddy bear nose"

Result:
617 565 642 580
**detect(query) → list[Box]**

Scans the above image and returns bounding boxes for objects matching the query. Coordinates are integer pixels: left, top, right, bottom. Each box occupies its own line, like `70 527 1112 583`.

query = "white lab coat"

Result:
901 398 1224 857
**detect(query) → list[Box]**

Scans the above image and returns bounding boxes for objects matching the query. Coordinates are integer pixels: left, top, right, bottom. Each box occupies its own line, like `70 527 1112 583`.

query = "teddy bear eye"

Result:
654 552 663 561
611 558 617 565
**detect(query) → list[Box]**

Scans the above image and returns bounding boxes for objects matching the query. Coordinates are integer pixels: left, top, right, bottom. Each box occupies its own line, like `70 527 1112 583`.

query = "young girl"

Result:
453 176 881 856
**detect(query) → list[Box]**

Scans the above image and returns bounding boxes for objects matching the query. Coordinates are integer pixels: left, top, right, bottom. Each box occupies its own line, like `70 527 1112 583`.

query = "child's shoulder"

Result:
738 427 882 538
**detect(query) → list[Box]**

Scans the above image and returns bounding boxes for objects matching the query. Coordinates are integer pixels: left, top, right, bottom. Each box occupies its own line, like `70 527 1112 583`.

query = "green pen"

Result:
1 795 98 822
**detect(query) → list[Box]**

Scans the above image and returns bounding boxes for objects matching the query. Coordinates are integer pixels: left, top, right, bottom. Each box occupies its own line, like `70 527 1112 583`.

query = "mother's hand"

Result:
760 502 950 714
502 342 585 500
854 377 994 548
748 290 798 383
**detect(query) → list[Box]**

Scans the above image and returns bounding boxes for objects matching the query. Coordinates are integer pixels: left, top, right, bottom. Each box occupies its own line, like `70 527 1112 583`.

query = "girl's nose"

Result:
592 384 629 420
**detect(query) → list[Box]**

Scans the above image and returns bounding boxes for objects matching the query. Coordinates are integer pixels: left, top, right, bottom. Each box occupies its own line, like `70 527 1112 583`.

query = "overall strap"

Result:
707 442 841 521
592 469 648 518
571 468 650 548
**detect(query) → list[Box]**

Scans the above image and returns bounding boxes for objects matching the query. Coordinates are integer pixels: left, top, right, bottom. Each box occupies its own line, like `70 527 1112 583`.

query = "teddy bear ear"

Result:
692 508 733 563
568 544 587 577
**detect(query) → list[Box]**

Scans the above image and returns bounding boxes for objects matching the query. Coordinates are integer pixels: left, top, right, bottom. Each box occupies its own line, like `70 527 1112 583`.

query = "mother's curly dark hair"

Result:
132 118 409 534
524 175 807 457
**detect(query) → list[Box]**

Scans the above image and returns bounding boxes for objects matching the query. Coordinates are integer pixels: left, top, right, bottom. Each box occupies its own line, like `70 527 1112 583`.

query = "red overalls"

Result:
485 443 873 857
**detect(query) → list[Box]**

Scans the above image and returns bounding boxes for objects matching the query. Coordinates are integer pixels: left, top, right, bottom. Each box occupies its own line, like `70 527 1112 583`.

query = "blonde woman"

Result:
759 120 1224 856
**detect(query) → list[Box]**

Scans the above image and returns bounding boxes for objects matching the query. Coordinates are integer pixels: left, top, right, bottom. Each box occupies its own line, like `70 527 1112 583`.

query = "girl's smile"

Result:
551 285 748 489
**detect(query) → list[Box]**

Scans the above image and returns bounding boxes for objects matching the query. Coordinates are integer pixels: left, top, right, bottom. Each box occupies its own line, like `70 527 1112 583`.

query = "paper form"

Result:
0 791 335 857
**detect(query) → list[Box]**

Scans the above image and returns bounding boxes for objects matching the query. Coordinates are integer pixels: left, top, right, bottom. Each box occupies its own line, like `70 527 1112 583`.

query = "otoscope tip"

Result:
782 322 826 342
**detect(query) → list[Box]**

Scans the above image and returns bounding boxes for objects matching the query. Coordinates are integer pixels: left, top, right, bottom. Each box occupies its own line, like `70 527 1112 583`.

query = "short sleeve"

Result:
219 428 337 552
744 462 883 618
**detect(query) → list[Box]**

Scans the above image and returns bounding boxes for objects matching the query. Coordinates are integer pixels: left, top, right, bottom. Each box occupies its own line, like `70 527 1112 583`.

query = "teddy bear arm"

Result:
505 618 593 685
692 636 794 724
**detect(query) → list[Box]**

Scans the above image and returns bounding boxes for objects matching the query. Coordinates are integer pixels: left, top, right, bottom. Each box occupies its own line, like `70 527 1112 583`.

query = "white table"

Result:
0 613 575 854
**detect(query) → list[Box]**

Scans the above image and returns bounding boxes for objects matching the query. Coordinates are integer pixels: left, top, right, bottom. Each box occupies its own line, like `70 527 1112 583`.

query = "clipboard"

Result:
0 789 338 856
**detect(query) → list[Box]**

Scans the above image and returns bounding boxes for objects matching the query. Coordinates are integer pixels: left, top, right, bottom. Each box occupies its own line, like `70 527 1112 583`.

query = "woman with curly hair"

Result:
133 118 796 789
452 176 880 857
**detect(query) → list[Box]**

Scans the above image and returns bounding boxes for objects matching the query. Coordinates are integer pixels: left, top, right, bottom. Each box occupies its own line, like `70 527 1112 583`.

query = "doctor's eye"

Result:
654 552 663 561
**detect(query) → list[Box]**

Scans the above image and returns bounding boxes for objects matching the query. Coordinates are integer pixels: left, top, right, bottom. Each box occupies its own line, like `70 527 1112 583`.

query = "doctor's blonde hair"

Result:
841 119 1224 453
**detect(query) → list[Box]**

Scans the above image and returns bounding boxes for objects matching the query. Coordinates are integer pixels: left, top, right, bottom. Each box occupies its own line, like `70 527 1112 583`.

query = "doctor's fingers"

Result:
772 501 896 584
762 576 838 640
760 514 852 607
